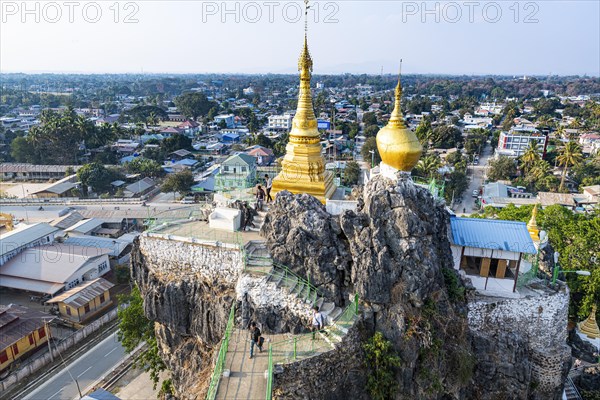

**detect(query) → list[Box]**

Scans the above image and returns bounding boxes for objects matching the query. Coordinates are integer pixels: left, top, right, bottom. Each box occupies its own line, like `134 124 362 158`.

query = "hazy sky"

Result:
1 1 599 75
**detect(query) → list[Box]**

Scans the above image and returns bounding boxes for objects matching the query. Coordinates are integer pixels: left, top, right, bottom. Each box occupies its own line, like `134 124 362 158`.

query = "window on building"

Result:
12 344 19 356
28 334 34 346
99 293 105 303
224 166 229 172
0 350 7 363
66 307 72 316
38 326 46 339
241 167 246 172
84 303 90 313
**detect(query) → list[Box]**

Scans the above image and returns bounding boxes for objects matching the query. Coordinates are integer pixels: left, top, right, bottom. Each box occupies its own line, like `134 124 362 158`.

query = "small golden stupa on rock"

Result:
376 64 422 178
270 5 336 203
527 205 540 241
579 305 600 339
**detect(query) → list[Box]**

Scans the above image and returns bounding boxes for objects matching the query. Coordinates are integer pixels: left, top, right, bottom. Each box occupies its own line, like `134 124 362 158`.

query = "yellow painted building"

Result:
0 304 53 372
46 278 114 323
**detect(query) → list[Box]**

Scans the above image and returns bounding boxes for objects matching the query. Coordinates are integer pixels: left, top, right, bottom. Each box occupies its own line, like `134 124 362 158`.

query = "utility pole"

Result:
45 320 54 362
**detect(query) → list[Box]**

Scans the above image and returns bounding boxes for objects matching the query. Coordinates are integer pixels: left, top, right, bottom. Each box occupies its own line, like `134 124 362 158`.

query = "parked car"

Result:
472 189 480 198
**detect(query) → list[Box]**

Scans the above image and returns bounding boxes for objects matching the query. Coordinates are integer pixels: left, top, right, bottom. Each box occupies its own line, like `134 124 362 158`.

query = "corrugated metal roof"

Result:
0 244 111 284
450 217 536 254
0 304 54 348
64 218 103 234
46 278 114 308
0 223 59 257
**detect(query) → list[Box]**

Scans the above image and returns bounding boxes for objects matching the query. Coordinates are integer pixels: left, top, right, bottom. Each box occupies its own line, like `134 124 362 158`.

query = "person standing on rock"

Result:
311 307 325 340
264 174 273 203
249 322 262 359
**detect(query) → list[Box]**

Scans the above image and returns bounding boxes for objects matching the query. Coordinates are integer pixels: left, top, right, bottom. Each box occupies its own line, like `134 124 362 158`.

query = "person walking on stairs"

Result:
311 307 325 340
255 185 266 211
248 322 263 359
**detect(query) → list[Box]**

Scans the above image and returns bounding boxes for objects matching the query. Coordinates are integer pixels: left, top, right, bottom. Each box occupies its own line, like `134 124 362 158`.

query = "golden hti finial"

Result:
579 305 600 339
388 59 406 129
527 204 540 241
298 0 313 74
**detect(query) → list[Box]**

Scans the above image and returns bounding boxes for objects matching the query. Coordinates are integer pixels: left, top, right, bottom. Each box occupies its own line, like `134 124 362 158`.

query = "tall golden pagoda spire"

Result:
270 0 336 203
527 204 540 241
376 61 422 174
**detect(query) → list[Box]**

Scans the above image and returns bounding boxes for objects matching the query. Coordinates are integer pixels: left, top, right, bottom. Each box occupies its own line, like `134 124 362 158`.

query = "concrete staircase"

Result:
265 267 343 326
243 240 273 275
247 207 268 232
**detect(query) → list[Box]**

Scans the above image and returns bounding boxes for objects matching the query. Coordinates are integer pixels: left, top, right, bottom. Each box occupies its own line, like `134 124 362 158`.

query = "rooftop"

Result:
46 277 114 308
0 304 54 349
0 223 60 257
450 217 536 254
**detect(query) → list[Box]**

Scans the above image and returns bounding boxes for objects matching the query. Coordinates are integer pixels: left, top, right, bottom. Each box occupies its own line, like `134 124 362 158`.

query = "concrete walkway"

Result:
215 329 287 400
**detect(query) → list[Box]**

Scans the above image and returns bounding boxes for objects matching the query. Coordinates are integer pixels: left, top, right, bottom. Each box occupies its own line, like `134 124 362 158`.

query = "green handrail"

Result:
264 295 359 400
205 303 236 400
265 345 273 400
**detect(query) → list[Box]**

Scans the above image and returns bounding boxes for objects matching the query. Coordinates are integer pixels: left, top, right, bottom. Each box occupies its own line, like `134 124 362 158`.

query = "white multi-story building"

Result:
268 114 293 131
496 126 548 158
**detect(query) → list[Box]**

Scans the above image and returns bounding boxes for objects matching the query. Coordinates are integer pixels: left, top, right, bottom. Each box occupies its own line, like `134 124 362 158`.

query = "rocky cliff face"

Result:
131 173 570 399
131 237 238 399
262 175 569 399
263 176 473 399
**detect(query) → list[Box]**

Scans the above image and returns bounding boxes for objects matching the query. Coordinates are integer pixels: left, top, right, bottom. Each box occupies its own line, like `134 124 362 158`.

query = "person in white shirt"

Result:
264 174 273 203
311 306 325 340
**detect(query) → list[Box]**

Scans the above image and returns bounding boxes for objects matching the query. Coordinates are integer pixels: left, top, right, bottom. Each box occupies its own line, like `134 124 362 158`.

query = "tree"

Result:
161 170 195 195
415 118 432 146
415 153 442 178
362 112 378 126
343 161 360 186
520 140 541 174
557 141 583 191
10 136 35 162
250 133 273 148
487 156 517 182
363 331 401 400
77 162 120 196
430 125 462 149
26 108 92 164
161 134 193 153
361 137 381 167
175 92 214 120
445 170 469 204
364 125 379 138
118 286 166 389
127 158 163 178
127 105 168 124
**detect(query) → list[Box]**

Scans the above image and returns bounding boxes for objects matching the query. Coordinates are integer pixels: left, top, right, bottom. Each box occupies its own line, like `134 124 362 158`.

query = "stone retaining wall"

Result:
467 284 571 399
139 234 243 285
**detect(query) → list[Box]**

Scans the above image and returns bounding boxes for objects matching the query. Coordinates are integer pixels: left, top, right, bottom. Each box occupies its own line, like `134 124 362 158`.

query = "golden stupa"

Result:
579 305 600 339
376 71 422 174
270 30 336 203
527 205 540 241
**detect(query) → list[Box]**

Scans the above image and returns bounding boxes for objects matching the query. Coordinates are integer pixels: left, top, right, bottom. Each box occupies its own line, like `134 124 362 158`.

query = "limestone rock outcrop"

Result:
131 237 237 399
261 191 352 303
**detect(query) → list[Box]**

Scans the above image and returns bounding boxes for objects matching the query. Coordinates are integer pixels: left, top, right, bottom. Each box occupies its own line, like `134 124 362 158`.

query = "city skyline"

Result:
1 1 599 76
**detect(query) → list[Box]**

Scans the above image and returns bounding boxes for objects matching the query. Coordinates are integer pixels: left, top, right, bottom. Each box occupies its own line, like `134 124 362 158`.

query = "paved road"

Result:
454 143 493 215
22 331 126 400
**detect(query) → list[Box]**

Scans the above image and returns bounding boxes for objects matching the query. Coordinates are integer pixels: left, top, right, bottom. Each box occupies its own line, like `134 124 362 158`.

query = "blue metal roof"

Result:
450 217 536 254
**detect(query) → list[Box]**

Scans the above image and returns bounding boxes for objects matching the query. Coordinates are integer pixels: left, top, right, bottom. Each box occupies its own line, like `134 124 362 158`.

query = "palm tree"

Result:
556 141 584 191
416 154 442 179
520 140 540 173
529 159 552 182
